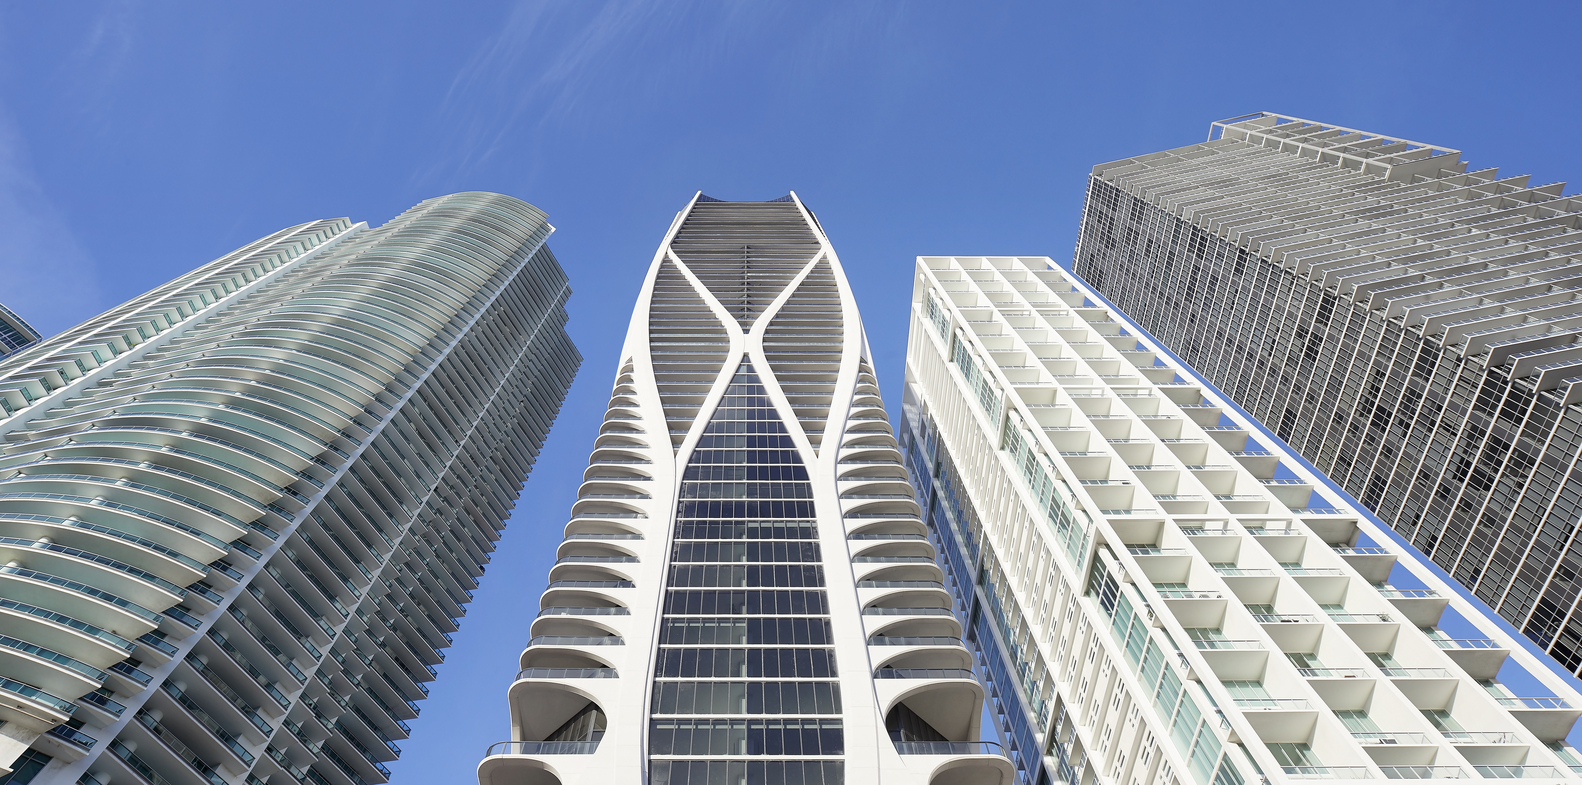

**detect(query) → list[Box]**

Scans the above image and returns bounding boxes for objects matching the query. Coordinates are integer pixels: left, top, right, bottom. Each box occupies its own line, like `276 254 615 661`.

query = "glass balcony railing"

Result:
1352 731 1435 745
1432 638 1502 650
863 606 953 616
868 636 964 646
1440 731 1525 744
515 668 618 679
1378 588 1440 599
1473 766 1562 778
1252 613 1319 623
1280 766 1370 778
1377 765 1469 779
1191 639 1263 650
485 740 599 755
874 668 976 679
893 741 1007 755
1379 667 1455 678
536 607 630 616
1233 698 1312 710
1493 696 1570 709
1328 612 1394 623
526 636 623 646
1297 667 1370 678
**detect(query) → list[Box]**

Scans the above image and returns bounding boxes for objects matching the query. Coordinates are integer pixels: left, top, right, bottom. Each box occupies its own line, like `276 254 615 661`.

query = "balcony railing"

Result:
1473 766 1562 778
1280 766 1369 778
869 636 964 646
485 740 599 755
1234 698 1312 710
1334 546 1391 555
1352 731 1435 745
536 607 630 616
1191 639 1263 650
863 607 953 616
1380 667 1455 678
1253 613 1320 623
47 724 97 749
894 741 1007 755
1493 696 1570 709
1378 588 1439 599
526 636 623 646
1440 731 1525 744
546 580 635 589
875 669 976 679
516 668 618 679
1155 589 1222 599
858 580 944 589
1298 668 1370 678
1328 612 1394 623
1432 638 1501 650
1377 766 1469 779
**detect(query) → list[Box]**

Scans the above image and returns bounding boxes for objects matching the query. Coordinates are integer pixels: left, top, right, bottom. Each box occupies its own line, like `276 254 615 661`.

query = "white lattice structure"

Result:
902 255 1582 784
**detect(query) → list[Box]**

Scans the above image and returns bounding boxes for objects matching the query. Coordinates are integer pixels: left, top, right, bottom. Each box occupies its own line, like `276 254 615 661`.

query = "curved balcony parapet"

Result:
895 740 1006 756
485 740 598 755
545 580 635 589
536 607 630 617
526 636 623 647
869 636 964 647
863 607 953 616
875 668 976 679
515 668 617 680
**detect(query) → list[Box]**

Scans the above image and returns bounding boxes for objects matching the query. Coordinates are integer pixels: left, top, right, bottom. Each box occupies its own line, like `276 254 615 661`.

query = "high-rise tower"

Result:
905 254 1582 785
0 303 41 360
1073 113 1582 676
476 194 1015 785
0 193 580 785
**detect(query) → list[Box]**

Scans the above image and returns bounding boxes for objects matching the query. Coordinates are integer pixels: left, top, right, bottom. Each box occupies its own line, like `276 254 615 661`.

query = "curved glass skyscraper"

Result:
475 194 1014 785
0 193 579 785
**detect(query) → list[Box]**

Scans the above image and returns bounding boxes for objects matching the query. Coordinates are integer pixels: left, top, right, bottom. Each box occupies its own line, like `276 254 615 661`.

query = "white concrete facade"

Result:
476 194 1014 785
902 255 1582 784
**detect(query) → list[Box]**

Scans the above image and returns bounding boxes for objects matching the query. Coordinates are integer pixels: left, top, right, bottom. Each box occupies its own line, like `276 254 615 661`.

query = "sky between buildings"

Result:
2 2 1581 781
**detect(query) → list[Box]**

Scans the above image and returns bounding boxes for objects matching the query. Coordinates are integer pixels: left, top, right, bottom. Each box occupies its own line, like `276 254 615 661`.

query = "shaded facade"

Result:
905 254 1582 784
0 192 579 785
1073 113 1582 675
476 194 1014 785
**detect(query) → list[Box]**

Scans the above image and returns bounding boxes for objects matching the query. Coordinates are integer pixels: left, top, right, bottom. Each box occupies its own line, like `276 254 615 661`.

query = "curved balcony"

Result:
477 748 573 785
519 644 616 671
846 518 929 538
900 742 1018 785
537 588 627 611
528 615 625 642
545 560 635 585
553 540 639 560
515 668 617 680
869 634 973 671
849 538 936 559
856 562 945 584
561 521 643 538
866 615 963 640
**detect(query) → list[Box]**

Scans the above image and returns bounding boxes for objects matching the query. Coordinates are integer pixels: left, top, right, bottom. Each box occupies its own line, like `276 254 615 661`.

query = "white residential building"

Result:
476 194 1015 785
901 255 1582 784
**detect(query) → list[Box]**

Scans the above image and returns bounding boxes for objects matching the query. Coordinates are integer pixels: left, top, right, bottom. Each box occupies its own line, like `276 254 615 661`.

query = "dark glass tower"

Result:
1073 112 1582 675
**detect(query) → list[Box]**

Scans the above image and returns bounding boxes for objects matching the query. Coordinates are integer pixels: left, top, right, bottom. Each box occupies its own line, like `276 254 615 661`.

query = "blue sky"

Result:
4 1 1582 781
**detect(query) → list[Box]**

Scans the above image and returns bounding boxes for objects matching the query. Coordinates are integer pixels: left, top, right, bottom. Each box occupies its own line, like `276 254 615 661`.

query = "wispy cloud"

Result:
0 104 101 338
415 0 799 188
